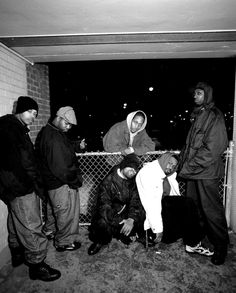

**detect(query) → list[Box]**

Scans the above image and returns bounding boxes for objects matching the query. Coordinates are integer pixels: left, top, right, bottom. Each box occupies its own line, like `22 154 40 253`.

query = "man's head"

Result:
54 106 77 132
119 154 140 179
193 82 213 106
15 96 38 126
130 112 145 133
158 152 178 175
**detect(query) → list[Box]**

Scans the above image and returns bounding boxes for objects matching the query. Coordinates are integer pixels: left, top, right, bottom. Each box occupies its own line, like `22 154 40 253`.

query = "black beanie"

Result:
119 154 140 171
15 96 38 116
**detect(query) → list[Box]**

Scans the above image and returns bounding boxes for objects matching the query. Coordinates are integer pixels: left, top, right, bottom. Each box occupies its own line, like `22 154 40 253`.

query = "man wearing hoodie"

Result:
178 82 229 265
103 110 155 155
136 152 213 256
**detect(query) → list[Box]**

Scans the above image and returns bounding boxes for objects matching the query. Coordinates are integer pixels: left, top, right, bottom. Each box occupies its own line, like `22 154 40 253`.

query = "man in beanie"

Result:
88 154 145 255
36 106 85 252
178 82 229 265
136 152 213 257
0 96 61 281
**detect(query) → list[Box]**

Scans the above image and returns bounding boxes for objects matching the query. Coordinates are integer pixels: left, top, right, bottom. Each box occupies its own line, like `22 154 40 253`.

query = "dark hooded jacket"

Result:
92 155 145 226
178 82 228 179
0 114 44 203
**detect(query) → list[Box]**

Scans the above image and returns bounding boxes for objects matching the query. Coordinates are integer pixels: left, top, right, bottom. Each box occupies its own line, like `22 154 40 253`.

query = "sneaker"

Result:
55 241 81 252
186 242 214 257
29 261 61 281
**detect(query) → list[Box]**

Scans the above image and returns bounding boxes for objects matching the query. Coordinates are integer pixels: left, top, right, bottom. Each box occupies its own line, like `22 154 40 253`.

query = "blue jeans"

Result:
8 192 48 264
47 185 80 246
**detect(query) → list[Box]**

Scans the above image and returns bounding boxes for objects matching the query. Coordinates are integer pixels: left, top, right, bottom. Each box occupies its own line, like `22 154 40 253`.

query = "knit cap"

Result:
119 154 140 171
56 106 77 125
15 96 38 116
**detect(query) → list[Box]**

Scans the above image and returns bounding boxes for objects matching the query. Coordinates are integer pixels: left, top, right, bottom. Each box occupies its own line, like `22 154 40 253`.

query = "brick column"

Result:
26 64 51 143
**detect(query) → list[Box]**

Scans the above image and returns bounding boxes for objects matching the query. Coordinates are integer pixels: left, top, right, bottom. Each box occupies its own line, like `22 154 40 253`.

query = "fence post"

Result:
225 141 233 228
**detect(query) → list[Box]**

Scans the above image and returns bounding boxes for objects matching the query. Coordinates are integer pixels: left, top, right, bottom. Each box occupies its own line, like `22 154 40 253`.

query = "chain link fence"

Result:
78 150 228 225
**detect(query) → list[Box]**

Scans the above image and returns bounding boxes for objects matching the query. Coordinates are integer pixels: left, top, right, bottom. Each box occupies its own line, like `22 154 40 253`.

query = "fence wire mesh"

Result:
78 151 228 225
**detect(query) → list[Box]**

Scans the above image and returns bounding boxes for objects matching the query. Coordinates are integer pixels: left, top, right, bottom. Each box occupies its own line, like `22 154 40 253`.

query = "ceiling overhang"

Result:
1 31 236 63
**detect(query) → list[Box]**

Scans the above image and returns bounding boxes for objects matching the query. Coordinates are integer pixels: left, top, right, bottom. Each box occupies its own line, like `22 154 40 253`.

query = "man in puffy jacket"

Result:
0 96 61 281
178 82 229 265
103 110 155 155
88 154 145 255
36 106 85 252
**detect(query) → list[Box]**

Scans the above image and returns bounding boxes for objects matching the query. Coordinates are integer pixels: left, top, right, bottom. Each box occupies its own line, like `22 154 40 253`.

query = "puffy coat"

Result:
0 115 43 202
179 82 228 179
92 166 145 226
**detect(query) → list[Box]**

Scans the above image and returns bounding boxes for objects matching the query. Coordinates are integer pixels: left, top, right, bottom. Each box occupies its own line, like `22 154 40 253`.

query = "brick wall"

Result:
26 64 51 143
0 46 28 258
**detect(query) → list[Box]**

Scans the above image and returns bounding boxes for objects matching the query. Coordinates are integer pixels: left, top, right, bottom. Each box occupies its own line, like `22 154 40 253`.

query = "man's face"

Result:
19 109 37 126
122 167 137 179
194 89 205 106
130 115 144 133
58 117 72 132
165 157 178 175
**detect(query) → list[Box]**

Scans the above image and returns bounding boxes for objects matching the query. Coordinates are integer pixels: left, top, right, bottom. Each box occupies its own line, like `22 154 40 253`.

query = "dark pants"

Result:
186 179 229 253
89 213 144 245
161 196 202 246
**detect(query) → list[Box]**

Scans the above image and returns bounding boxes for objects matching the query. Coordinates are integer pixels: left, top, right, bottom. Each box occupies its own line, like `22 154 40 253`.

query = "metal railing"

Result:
77 150 229 226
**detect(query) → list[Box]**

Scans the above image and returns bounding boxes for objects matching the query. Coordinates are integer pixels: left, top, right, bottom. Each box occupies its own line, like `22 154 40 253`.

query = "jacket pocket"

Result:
190 132 204 150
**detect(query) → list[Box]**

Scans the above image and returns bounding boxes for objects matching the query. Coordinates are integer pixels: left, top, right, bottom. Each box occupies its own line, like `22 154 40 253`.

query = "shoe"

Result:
29 261 61 281
88 243 103 255
10 246 25 267
186 242 214 257
55 241 81 252
211 251 226 265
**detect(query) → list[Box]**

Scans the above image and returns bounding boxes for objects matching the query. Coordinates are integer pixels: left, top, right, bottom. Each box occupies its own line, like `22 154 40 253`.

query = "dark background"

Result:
47 58 235 151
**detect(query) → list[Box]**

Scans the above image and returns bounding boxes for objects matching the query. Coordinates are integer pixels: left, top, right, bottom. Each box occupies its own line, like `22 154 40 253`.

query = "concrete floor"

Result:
0 228 236 293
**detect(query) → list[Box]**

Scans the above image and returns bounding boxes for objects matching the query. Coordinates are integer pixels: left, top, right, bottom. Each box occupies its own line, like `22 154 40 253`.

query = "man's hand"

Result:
80 138 87 150
124 147 134 155
119 218 134 236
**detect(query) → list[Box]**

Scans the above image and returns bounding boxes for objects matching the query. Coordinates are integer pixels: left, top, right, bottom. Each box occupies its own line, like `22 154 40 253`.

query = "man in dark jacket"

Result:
36 106 85 252
88 154 145 255
178 82 229 265
0 96 61 281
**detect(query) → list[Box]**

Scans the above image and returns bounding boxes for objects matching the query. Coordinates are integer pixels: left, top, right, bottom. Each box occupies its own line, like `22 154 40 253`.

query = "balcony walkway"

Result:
0 228 236 293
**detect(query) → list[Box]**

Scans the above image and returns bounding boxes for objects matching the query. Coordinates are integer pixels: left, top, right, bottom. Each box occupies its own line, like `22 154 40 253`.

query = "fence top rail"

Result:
76 150 181 156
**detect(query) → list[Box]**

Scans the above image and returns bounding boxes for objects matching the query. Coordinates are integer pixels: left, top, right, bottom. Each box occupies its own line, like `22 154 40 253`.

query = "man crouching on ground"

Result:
88 154 145 255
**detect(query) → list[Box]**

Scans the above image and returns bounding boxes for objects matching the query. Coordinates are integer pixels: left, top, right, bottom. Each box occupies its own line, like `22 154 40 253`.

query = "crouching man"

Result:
136 152 214 258
88 154 145 255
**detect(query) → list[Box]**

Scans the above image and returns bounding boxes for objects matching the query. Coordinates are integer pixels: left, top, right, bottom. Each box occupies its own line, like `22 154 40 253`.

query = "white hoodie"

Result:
136 160 180 233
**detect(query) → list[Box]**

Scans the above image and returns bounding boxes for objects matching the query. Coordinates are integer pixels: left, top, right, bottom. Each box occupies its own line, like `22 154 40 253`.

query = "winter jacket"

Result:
92 166 145 226
103 111 155 155
136 159 180 233
35 123 83 190
0 115 44 203
179 82 228 179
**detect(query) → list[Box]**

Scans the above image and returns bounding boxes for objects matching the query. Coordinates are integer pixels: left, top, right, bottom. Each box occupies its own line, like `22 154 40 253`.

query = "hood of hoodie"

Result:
158 152 178 177
195 82 213 106
126 110 147 134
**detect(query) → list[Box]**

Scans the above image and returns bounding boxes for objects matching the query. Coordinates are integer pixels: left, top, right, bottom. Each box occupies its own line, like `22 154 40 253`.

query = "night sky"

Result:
47 58 235 151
